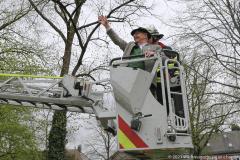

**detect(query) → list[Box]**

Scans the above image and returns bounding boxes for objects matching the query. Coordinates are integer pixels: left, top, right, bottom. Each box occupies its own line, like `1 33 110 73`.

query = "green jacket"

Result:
107 28 164 58
107 28 167 70
128 45 145 69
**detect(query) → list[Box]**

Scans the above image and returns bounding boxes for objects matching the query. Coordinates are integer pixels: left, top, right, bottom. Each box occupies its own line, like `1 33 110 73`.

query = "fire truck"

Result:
0 49 193 159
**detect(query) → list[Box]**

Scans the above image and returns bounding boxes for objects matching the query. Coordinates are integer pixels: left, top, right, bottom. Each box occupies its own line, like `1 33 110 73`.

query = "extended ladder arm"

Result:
0 73 117 131
0 74 94 113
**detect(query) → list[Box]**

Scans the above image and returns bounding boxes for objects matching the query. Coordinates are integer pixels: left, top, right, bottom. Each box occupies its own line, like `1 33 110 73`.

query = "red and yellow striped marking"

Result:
118 115 148 149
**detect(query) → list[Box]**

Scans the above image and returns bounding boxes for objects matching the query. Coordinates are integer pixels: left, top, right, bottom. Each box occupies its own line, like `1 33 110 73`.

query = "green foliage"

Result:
0 40 52 75
0 105 42 160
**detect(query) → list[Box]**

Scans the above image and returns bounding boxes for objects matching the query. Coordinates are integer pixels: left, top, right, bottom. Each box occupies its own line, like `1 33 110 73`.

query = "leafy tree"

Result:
168 0 240 156
0 1 30 31
0 1 58 159
0 0 55 75
0 105 41 160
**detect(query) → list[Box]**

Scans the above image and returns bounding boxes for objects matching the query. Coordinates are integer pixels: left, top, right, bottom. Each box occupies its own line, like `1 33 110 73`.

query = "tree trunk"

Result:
47 30 75 160
47 111 67 160
60 38 73 76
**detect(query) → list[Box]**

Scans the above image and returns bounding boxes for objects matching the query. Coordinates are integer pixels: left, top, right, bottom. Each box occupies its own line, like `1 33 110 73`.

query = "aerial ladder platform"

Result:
0 49 193 159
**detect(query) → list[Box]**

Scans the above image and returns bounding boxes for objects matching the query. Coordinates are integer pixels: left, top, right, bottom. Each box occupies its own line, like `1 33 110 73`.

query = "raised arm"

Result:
98 16 128 51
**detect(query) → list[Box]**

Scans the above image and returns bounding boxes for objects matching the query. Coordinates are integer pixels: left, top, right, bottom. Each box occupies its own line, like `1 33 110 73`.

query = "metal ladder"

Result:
0 74 116 129
0 74 93 113
161 59 190 132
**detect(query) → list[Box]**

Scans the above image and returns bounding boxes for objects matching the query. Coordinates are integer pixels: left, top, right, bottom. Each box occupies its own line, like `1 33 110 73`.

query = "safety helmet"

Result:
131 27 151 39
146 25 164 39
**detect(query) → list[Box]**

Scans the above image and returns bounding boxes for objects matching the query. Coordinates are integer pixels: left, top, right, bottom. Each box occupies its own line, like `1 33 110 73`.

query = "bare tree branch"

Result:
28 0 67 43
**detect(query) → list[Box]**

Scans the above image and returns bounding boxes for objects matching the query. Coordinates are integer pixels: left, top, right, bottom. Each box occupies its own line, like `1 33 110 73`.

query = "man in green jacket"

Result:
98 16 166 70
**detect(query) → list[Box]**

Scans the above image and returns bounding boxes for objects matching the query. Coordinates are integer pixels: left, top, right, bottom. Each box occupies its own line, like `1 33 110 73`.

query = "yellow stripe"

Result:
156 77 161 83
168 63 174 69
0 73 62 79
118 129 136 149
157 66 161 72
174 71 179 75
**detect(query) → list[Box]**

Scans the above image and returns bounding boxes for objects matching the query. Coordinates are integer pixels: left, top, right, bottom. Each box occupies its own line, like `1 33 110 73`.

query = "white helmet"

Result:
146 25 164 39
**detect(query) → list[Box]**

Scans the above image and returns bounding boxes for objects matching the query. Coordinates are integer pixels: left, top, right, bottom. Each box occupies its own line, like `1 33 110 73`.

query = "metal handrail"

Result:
109 54 146 66
164 59 189 131
109 49 180 66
